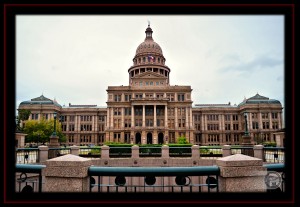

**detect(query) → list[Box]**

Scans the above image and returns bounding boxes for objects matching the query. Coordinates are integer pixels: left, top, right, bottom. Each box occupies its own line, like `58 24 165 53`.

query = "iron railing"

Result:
263 163 285 192
88 166 220 193
15 164 46 193
16 148 39 164
263 147 285 163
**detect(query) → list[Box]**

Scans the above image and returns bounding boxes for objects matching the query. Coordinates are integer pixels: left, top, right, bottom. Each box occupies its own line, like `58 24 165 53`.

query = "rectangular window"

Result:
272 112 278 119
252 122 259 129
166 93 174 101
114 94 121 102
232 115 238 121
70 115 75 122
124 107 131 116
125 94 132 101
225 124 231 130
225 115 231 121
177 94 185 101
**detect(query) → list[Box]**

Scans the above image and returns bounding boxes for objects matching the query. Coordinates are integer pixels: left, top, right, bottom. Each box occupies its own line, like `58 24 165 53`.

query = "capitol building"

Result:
18 24 283 146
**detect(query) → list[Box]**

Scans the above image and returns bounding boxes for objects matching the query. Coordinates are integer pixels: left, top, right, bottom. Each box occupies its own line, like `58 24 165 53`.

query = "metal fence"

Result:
15 164 46 193
16 148 39 164
263 147 285 163
88 166 220 193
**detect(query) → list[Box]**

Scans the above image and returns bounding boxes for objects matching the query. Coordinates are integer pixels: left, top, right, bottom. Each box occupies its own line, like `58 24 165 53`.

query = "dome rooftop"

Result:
238 93 281 106
135 24 163 56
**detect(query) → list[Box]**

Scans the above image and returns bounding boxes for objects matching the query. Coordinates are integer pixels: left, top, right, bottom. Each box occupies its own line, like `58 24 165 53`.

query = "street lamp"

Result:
52 112 57 136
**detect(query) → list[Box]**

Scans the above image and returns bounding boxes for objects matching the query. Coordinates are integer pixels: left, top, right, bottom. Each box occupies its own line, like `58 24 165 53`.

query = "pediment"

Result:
133 71 165 79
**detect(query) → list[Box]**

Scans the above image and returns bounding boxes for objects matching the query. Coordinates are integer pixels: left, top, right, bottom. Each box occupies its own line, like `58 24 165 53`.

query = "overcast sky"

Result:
16 15 284 123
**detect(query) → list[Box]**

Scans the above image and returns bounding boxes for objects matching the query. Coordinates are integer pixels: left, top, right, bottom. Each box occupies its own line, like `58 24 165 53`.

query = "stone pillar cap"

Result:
222 145 231 149
216 154 263 167
132 145 139 148
46 154 92 167
38 145 49 150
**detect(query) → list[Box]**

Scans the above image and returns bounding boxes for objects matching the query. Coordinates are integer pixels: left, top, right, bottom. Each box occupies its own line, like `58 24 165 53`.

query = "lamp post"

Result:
49 112 60 158
244 112 249 136
52 112 57 136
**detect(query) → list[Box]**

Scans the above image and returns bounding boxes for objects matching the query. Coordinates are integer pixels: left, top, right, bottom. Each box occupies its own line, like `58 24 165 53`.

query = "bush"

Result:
176 136 188 144
263 142 277 147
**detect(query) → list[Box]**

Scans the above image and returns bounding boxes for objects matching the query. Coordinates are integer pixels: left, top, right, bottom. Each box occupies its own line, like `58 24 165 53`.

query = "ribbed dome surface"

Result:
135 40 163 55
135 24 163 56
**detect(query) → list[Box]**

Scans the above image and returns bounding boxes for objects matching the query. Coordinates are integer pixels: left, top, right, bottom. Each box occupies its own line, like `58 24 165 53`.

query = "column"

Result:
110 108 114 128
185 107 189 128
269 112 272 130
142 105 145 127
278 112 282 129
165 105 168 127
106 108 110 129
121 107 125 128
219 114 222 131
154 105 157 127
201 114 204 131
249 113 253 131
204 114 207 131
131 105 134 128
175 107 178 128
189 108 193 129
258 112 263 130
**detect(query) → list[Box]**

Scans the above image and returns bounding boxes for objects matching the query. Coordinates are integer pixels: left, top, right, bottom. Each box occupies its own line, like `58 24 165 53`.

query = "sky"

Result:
16 15 284 124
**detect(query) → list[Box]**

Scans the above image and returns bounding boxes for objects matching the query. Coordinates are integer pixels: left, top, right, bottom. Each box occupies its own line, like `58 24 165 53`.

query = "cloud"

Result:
219 54 283 74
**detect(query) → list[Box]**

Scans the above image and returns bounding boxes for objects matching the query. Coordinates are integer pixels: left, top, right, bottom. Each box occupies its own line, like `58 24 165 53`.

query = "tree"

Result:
18 109 31 121
23 118 66 144
15 109 31 132
177 136 189 144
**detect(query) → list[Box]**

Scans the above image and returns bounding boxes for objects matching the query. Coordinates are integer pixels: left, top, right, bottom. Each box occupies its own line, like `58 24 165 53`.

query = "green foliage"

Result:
176 136 189 144
263 141 277 147
90 148 101 155
23 118 66 144
18 109 31 121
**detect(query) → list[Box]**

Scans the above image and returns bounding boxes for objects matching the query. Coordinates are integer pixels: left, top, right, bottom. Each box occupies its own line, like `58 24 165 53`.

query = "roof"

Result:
19 95 62 107
194 103 237 108
238 93 281 106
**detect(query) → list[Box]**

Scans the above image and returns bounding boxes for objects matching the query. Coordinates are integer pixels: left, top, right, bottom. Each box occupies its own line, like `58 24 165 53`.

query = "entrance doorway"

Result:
147 133 153 144
158 132 164 144
136 132 141 144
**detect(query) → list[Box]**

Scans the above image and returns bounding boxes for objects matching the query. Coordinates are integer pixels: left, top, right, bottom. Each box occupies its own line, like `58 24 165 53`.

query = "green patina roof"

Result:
20 95 61 107
238 93 281 106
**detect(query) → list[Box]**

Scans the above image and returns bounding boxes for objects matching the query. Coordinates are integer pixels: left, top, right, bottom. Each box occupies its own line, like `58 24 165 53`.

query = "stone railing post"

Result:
131 145 139 159
38 145 49 163
253 145 264 160
101 145 110 159
161 145 169 158
216 154 267 192
43 154 92 192
222 145 231 157
70 145 79 156
192 145 199 159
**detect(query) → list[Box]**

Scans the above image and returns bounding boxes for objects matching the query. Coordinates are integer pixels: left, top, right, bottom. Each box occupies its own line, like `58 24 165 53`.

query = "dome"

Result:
135 25 163 56
136 40 163 56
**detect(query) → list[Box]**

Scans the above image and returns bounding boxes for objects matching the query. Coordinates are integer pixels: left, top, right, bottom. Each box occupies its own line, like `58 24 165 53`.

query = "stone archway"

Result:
158 132 164 144
147 132 153 144
136 132 141 144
